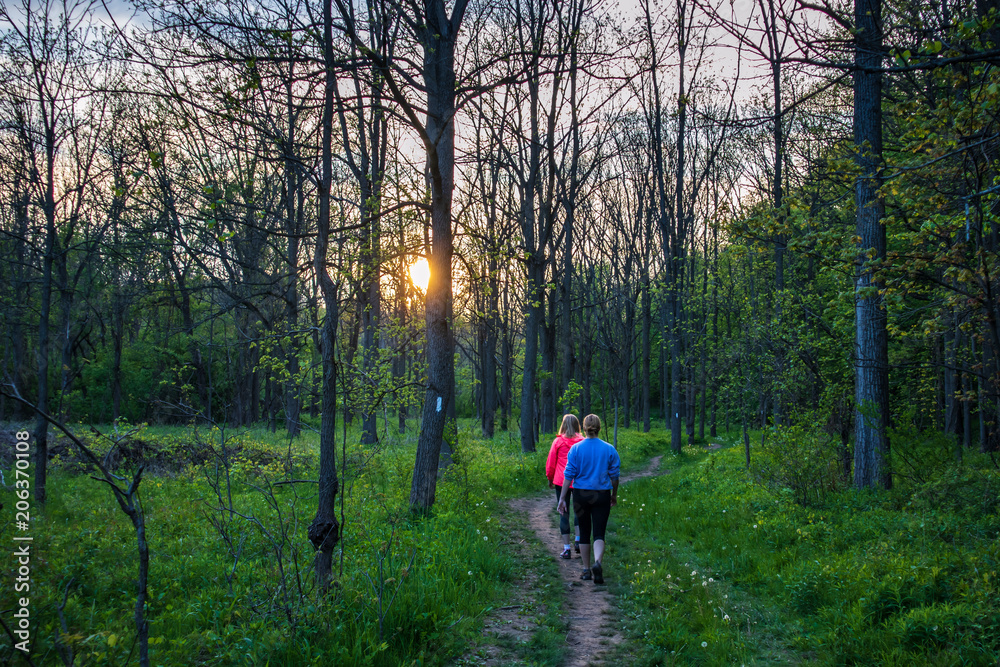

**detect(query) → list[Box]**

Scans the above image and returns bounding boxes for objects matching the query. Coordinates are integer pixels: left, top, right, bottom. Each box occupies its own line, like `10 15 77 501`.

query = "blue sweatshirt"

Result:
562 437 621 491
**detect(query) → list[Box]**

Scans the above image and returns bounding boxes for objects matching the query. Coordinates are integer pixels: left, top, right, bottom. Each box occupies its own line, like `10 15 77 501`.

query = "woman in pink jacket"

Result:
546 414 583 559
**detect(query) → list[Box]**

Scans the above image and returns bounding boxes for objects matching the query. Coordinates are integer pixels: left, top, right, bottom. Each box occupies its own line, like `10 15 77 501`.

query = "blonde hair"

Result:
559 414 581 438
582 414 601 437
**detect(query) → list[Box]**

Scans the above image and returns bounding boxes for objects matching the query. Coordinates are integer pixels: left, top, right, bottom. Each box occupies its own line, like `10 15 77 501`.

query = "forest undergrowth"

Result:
1 420 997 666
605 430 1000 666
0 419 662 666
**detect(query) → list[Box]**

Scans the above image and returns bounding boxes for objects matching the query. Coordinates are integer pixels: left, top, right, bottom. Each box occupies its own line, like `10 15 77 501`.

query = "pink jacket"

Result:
546 434 583 487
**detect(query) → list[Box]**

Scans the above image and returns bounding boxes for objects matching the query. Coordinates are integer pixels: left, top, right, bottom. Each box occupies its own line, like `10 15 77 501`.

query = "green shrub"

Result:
607 438 1000 667
751 421 848 506
0 421 547 666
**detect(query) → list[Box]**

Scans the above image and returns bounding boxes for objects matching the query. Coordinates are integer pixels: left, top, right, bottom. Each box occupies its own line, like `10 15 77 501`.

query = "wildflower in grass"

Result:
724 614 730 622
708 578 714 582
691 570 697 576
702 581 708 587
753 524 758 529
701 641 708 648
468 571 473 576
484 536 488 541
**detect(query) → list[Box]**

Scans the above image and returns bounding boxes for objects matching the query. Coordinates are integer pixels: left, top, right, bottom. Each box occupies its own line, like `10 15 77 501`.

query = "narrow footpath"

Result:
457 455 665 666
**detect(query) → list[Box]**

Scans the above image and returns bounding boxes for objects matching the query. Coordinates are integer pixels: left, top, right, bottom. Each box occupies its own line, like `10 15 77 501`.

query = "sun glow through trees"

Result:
409 257 430 292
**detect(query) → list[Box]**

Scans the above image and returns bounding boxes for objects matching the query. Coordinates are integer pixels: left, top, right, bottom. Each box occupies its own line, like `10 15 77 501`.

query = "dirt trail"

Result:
460 455 665 666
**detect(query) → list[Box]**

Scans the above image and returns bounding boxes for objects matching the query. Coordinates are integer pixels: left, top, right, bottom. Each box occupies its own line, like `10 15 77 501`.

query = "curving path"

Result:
459 455 666 666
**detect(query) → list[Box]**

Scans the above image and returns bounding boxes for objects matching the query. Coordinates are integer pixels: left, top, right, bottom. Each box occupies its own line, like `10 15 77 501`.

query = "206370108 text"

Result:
11 430 32 653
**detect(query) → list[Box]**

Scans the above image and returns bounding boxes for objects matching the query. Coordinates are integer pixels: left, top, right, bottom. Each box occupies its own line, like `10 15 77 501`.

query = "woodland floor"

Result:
455 455 665 666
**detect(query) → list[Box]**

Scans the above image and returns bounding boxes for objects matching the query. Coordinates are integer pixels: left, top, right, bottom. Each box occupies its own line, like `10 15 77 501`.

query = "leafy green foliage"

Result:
752 421 849 506
0 422 560 666
606 439 1000 666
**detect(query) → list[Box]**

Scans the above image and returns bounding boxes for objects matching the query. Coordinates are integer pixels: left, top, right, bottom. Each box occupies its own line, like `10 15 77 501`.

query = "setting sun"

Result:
409 257 430 292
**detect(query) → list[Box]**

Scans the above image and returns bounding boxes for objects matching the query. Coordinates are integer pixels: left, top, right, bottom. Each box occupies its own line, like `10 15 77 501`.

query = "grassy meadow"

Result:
607 431 1000 666
1 420 997 666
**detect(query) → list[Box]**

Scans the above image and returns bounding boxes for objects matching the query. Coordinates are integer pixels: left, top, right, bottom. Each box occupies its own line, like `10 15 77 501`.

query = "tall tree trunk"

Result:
961 332 971 453
853 0 890 489
699 324 707 440
343 310 360 425
710 215 720 437
501 282 513 432
668 0 688 453
981 334 999 452
9 187 30 421
482 255 499 438
394 242 409 433
767 0 786 427
56 255 74 420
309 0 340 587
945 310 960 440
560 237 576 418
360 253 381 445
540 290 556 433
409 0 465 510
284 85 302 437
668 287 682 452
518 39 546 452
643 0 672 435
641 275 652 432
662 297 670 429
34 206 55 505
560 15 582 412
112 294 125 421
520 259 543 452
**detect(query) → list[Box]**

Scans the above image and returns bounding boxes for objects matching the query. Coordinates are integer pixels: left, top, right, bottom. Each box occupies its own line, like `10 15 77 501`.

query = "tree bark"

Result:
482 255 499 438
408 0 466 510
853 0 891 489
540 289 557 434
34 205 55 505
641 274 652 432
520 258 543 452
283 70 302 437
309 0 341 587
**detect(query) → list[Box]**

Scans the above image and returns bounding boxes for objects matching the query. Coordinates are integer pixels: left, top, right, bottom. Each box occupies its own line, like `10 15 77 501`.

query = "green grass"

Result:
453 504 569 667
6 419 994 666
603 433 1000 666
0 420 553 666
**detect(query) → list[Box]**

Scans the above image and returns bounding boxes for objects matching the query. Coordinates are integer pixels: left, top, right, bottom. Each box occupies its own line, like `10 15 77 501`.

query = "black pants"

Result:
554 485 579 536
572 488 612 545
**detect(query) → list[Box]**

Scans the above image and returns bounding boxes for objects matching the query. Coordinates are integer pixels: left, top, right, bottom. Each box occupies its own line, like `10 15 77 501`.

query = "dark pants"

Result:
554 485 579 536
572 488 612 545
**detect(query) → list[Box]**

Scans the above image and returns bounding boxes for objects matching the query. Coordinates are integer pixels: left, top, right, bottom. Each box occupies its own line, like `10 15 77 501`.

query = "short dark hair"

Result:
582 414 601 436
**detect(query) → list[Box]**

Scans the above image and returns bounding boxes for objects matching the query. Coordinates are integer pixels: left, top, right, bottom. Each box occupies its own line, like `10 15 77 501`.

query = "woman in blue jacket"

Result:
557 414 620 584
